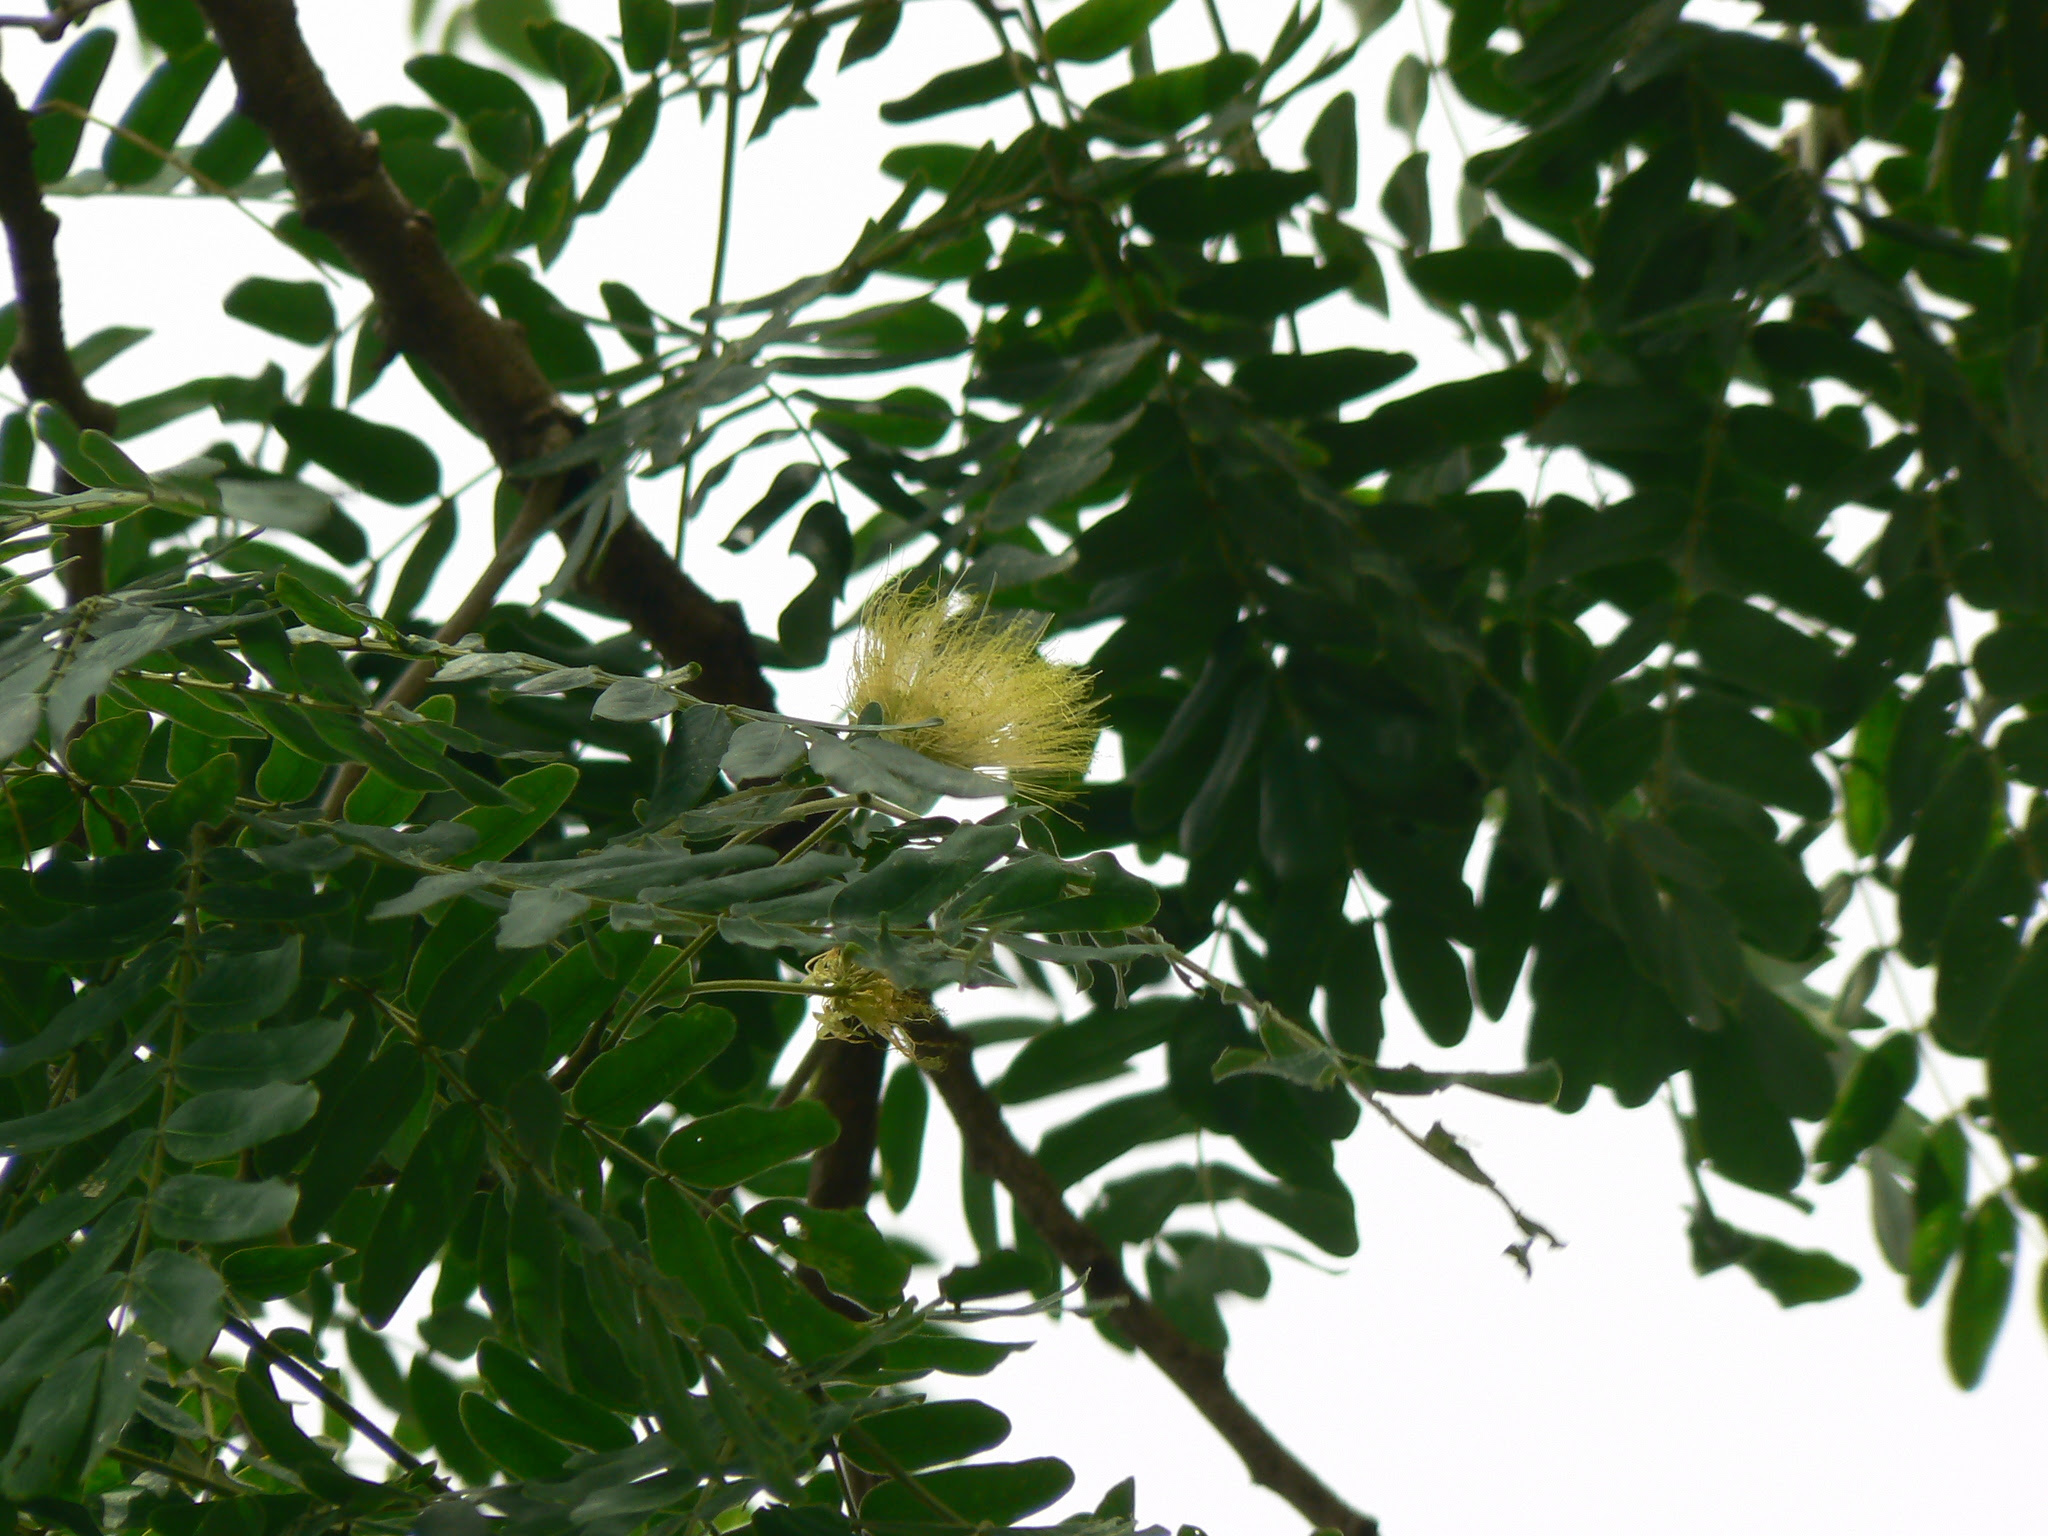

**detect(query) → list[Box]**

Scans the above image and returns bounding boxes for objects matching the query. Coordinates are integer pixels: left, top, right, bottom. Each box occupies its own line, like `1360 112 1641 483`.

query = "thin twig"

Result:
224 1315 431 1476
319 473 565 815
0 0 116 41
900 1009 1379 1536
106 1446 248 1499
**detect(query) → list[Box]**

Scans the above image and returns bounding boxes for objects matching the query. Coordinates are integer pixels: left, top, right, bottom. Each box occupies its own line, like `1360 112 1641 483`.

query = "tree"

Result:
0 0 2039 1532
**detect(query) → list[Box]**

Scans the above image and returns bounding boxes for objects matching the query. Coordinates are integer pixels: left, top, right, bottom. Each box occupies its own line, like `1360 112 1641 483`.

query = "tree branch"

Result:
0 0 116 42
223 1315 430 1476
0 73 116 602
191 0 773 709
901 1011 1379 1536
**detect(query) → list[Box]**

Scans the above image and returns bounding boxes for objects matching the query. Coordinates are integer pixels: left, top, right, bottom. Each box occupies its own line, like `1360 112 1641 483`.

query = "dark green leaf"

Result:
272 405 440 505
571 1004 735 1126
1946 1197 2017 1389
860 1458 1073 1525
657 1101 839 1187
129 1251 223 1364
881 56 1026 123
845 1399 1010 1473
359 1102 488 1327
164 1082 319 1164
30 29 116 185
1408 246 1578 317
223 280 335 347
1043 0 1173 61
150 1176 297 1243
103 44 220 186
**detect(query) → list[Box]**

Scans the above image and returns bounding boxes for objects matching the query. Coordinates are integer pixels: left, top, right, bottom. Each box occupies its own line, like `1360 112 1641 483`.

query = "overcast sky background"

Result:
1 1 2041 1532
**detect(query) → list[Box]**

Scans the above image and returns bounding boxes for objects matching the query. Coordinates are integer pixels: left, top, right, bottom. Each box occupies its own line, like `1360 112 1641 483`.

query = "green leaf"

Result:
1180 255 1345 320
103 43 221 186
220 1243 352 1301
409 1356 496 1485
178 1013 345 1093
271 405 441 505
845 1399 1010 1473
1306 90 1358 208
1672 694 1833 820
359 1102 489 1327
1896 747 1995 966
746 1200 910 1311
570 1004 735 1126
1691 1028 1802 1194
388 500 456 624
643 1181 760 1343
1044 0 1173 60
876 1061 927 1213
1665 804 1819 961
1408 245 1578 318
1086 52 1256 140
140 750 240 848
181 935 302 1032
620 0 675 69
1946 1197 2017 1389
460 1391 571 1481
0 1055 164 1156
0 945 173 1079
656 1100 839 1187
405 54 543 168
1988 930 2048 1155
276 569 366 637
66 710 149 787
0 1347 99 1499
841 0 901 68
189 109 271 189
0 1131 149 1275
581 81 658 215
881 56 1026 123
223 279 336 347
164 1082 319 1164
30 30 117 185
861 1459 1073 1524
1384 908 1471 1047
497 887 592 950
1380 149 1430 249
1812 1032 1918 1179
1233 348 1413 417
993 998 1182 1103
752 14 826 140
475 1339 631 1451
292 1044 426 1236
129 1251 223 1364
451 762 580 865
1132 169 1320 242
1037 1089 1192 1189
1684 594 1838 707
150 1176 298 1243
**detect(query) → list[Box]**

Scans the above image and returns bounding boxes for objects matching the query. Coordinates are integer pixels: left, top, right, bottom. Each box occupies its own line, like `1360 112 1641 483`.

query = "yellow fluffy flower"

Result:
844 584 1099 796
807 947 933 1059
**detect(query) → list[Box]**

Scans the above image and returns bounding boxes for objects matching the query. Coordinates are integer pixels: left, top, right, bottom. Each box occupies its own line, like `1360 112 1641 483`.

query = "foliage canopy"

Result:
0 0 2042 1533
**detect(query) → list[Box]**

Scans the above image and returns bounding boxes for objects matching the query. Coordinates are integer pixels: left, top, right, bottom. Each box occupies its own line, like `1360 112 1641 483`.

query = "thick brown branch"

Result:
191 0 771 708
0 75 115 601
902 1012 1379 1536
806 1038 886 1210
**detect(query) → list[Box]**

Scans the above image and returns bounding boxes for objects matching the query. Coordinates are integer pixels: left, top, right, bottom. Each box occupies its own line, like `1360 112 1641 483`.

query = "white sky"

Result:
2 2 2041 1532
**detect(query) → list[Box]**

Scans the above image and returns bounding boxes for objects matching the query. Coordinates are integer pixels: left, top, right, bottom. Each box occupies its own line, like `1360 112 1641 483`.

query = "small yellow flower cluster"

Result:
806 946 934 1060
844 585 1099 798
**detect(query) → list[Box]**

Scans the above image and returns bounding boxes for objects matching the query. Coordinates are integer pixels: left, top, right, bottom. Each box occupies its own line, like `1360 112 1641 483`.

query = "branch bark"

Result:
0 74 116 602
191 0 772 710
902 1011 1379 1536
